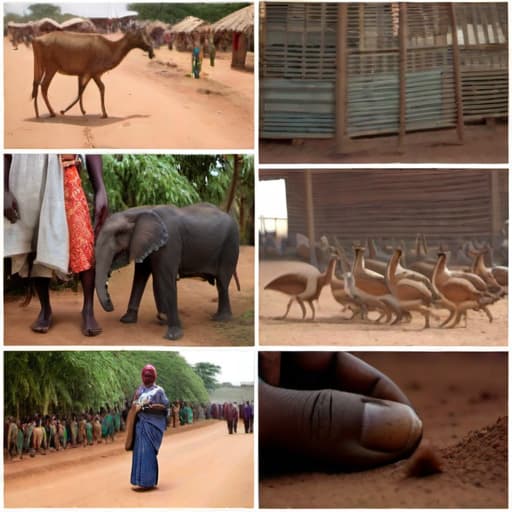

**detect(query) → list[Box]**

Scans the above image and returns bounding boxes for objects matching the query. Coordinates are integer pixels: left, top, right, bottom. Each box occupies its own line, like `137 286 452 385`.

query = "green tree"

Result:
193 362 221 392
27 3 61 19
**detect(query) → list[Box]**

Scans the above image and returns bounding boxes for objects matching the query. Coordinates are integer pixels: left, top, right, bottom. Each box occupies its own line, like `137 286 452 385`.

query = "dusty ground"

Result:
260 122 508 164
4 36 254 149
260 352 507 508
259 260 507 346
5 419 254 507
4 246 254 346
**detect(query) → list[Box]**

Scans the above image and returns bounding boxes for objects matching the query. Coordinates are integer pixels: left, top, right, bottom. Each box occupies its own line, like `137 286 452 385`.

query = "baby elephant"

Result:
95 203 239 340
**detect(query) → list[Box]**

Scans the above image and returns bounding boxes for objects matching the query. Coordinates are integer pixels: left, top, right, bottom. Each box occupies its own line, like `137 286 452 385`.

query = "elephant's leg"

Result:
212 276 232 321
120 262 151 323
156 273 182 340
152 277 167 325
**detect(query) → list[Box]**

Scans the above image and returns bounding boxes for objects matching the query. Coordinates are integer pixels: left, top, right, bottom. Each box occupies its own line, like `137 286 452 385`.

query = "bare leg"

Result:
80 268 102 336
31 278 52 333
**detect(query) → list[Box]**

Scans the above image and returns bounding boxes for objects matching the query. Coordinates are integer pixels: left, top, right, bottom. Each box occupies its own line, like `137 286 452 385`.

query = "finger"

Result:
259 379 422 471
279 352 411 406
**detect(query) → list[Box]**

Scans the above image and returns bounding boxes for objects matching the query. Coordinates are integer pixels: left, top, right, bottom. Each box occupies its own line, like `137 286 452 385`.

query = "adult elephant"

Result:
95 203 240 340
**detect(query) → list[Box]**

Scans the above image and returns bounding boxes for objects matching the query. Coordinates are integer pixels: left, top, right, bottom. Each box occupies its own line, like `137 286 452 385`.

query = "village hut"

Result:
6 21 34 47
60 17 96 33
146 20 171 47
33 17 61 35
211 5 254 69
260 2 508 149
170 16 209 51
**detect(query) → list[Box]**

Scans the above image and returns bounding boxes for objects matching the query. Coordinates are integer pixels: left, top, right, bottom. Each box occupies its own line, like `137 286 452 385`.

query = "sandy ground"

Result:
4 246 254 346
260 122 508 164
260 351 507 508
5 419 254 508
259 260 507 346
4 36 254 149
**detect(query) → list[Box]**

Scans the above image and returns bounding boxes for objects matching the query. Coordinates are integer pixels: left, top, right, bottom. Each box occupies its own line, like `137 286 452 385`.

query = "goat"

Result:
32 28 154 119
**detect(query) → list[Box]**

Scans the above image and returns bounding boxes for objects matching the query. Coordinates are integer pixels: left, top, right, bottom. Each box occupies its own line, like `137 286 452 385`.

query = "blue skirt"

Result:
130 417 164 487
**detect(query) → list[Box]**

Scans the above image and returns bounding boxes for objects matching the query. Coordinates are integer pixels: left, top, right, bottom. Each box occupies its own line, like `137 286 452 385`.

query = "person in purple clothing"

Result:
130 364 170 491
242 401 253 434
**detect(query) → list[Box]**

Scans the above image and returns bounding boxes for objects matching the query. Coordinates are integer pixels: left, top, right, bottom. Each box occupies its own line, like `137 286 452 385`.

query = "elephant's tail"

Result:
233 270 241 291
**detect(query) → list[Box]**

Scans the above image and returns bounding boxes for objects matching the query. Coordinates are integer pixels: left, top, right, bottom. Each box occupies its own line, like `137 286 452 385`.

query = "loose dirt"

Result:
4 246 254 346
260 352 507 508
259 259 507 346
4 37 254 149
260 122 508 164
5 420 254 508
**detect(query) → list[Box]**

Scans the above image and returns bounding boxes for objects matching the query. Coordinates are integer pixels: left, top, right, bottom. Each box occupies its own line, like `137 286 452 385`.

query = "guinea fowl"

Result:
264 257 337 321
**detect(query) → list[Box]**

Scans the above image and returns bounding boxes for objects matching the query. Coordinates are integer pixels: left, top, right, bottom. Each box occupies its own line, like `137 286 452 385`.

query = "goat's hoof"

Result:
60 110 65 115
49 113 56 118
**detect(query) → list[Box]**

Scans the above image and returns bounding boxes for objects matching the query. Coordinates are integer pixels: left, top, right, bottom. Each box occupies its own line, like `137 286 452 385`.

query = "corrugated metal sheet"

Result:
261 2 337 138
260 169 508 243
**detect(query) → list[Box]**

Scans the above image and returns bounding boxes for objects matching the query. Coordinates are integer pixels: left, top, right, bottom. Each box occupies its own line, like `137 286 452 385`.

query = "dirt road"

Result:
5 420 254 508
260 122 508 163
4 37 254 149
260 352 507 508
259 260 507 346
4 246 254 346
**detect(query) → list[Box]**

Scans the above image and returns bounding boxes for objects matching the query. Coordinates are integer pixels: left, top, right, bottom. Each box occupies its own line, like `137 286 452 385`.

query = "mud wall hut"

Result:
260 2 508 149
211 5 254 69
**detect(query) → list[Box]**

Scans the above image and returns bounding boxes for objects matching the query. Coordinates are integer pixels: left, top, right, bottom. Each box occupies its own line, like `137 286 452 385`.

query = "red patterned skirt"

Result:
63 165 95 274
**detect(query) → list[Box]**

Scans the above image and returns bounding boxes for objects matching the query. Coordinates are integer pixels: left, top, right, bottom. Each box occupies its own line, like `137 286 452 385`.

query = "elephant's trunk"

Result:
95 249 115 312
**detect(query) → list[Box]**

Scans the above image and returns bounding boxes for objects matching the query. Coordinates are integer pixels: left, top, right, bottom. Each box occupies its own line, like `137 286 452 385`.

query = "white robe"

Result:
4 154 69 278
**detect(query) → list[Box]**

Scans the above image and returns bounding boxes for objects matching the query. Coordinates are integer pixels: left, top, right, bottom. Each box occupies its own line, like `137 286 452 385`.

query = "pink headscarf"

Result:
141 364 157 386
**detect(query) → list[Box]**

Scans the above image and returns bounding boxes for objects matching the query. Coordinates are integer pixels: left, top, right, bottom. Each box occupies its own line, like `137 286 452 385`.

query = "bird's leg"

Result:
280 298 295 320
307 300 316 321
297 298 306 319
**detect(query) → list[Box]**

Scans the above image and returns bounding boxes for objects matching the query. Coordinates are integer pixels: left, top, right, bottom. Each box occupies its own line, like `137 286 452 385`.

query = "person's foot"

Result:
82 312 102 337
31 311 52 333
131 486 156 492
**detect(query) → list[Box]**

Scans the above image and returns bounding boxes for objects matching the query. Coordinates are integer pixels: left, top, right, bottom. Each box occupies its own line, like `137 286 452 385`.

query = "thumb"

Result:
260 380 422 470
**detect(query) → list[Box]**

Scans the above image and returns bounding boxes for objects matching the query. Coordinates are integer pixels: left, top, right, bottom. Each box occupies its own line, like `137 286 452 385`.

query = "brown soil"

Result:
260 352 508 508
5 420 254 507
260 122 507 164
259 260 507 346
4 37 254 149
4 246 254 346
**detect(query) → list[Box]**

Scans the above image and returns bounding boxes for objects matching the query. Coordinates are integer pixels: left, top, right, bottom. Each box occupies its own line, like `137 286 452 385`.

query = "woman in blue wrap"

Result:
131 364 170 491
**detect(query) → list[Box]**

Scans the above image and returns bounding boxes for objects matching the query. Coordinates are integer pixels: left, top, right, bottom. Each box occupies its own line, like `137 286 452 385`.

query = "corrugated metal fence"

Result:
261 2 508 140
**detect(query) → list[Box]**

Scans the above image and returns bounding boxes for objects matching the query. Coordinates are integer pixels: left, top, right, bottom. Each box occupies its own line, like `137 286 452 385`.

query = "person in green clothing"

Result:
180 402 193 424
16 422 24 459
70 415 78 446
103 409 115 443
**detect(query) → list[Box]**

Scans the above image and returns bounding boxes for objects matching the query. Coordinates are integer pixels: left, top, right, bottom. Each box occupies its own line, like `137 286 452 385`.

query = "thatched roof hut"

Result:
34 17 61 35
211 5 253 35
6 21 34 48
170 16 209 51
146 20 170 46
60 17 96 33
211 5 254 69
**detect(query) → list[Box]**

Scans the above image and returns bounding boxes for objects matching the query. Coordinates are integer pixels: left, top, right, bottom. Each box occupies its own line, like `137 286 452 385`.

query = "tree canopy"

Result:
128 3 250 23
193 362 221 392
4 351 210 419
81 154 254 245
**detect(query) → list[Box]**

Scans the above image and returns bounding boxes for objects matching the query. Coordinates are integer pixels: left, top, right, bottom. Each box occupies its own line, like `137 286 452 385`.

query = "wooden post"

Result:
335 3 348 153
490 170 503 247
304 170 317 266
398 3 408 150
449 3 465 143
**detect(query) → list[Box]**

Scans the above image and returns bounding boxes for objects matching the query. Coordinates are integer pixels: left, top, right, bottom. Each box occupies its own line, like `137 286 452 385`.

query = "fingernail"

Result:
361 400 423 454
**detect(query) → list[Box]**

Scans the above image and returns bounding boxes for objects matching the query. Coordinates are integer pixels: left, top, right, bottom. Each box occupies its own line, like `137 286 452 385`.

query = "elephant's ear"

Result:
129 211 169 263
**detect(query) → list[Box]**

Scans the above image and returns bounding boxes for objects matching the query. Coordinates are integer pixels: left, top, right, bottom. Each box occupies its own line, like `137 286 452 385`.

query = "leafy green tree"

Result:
193 362 221 392
4 351 209 419
27 3 61 19
128 3 249 23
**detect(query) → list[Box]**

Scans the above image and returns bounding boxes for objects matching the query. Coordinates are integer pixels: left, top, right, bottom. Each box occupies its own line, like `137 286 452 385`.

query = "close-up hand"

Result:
259 352 423 471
